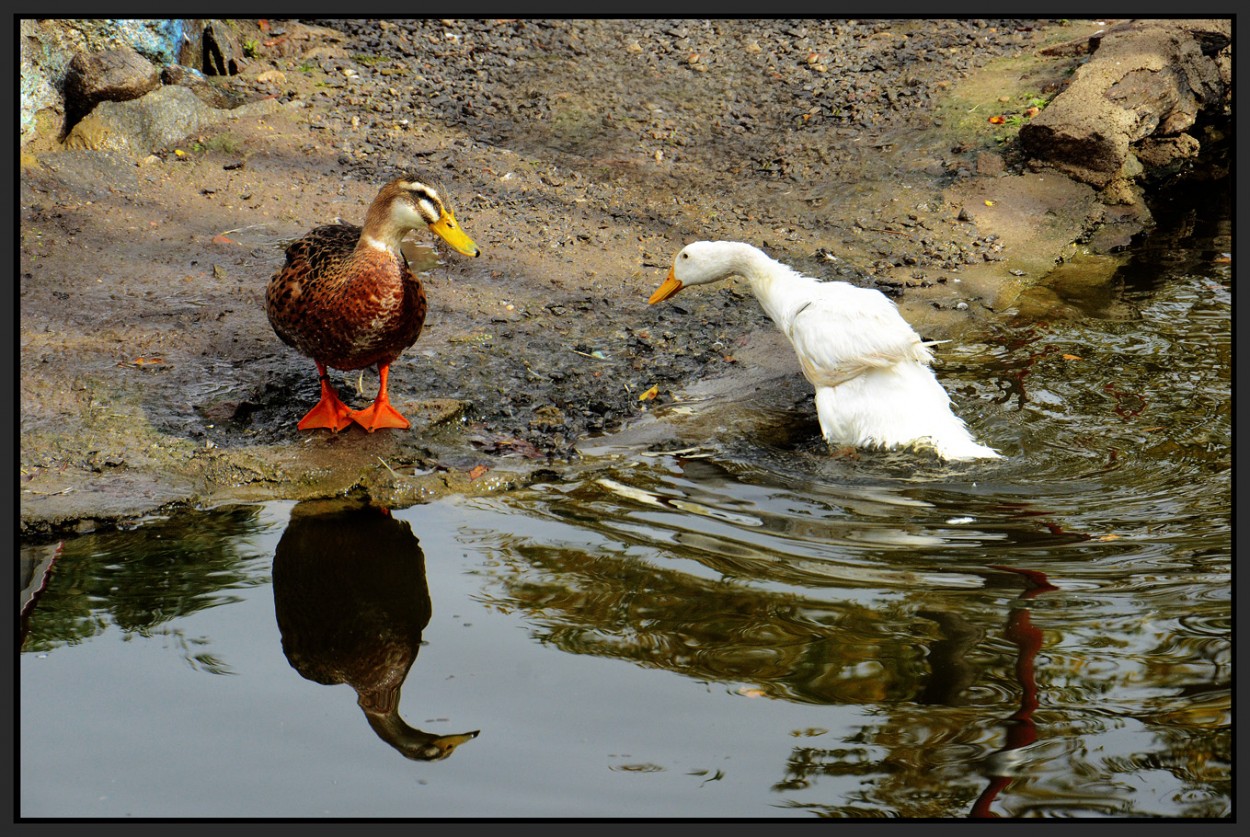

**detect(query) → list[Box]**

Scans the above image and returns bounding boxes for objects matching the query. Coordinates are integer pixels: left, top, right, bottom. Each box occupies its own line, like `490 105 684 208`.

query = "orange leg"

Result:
350 363 410 431
296 363 355 432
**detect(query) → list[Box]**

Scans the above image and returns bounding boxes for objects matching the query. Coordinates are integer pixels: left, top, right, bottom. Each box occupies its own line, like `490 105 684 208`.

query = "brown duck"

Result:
266 176 481 432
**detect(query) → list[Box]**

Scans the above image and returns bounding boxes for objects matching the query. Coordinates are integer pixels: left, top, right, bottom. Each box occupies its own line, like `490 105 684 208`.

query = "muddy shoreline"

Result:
19 18 1219 541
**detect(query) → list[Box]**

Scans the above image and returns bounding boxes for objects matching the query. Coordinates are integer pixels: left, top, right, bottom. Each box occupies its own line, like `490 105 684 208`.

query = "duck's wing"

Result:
785 289 933 388
282 224 361 277
268 224 363 351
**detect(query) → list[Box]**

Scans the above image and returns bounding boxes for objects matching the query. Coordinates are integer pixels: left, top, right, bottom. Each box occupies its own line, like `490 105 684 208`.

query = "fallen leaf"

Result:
467 464 489 480
1024 106 1040 117
174 148 187 157
984 200 995 206
988 115 1005 125
1062 353 1082 361
211 234 235 245
737 688 766 698
638 384 659 401
1097 533 1122 541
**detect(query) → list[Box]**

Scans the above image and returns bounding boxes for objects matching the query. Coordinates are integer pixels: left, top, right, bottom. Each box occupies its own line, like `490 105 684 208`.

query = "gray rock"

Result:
64 46 161 129
161 64 246 110
63 84 279 157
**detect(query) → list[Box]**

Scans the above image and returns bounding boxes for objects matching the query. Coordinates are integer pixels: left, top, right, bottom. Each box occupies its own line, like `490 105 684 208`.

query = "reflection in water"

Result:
969 565 1058 819
914 609 983 707
475 384 1228 816
272 496 479 761
19 504 269 661
19 541 62 650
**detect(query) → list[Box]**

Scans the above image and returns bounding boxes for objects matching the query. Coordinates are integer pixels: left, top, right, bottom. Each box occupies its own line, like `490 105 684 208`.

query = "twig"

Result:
216 224 271 236
641 446 715 458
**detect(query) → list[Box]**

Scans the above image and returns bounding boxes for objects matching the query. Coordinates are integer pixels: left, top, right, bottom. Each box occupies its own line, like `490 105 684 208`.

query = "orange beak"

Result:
648 270 683 304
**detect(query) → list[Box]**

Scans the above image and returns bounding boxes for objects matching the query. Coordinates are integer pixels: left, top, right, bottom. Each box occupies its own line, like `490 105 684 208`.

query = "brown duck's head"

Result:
364 176 481 258
361 687 480 761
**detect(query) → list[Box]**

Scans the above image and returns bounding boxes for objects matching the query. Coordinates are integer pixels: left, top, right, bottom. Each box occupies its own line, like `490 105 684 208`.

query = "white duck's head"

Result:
648 241 752 304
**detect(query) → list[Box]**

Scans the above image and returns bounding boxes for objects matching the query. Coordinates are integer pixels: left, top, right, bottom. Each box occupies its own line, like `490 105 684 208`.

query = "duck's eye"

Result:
681 252 688 260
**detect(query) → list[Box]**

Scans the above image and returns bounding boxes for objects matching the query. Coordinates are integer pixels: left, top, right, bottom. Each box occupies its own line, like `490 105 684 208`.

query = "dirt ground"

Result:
19 18 1122 539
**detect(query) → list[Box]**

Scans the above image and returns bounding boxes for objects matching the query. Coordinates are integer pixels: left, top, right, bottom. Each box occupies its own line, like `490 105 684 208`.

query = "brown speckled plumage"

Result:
267 222 427 372
265 176 480 432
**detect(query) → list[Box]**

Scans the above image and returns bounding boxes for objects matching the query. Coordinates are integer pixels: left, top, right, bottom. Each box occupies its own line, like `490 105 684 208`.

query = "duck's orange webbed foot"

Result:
296 364 355 432
351 399 411 432
349 363 411 432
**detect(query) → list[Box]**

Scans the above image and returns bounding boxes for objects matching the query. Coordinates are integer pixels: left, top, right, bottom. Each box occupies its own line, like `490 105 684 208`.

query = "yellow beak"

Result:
425 730 481 760
428 208 480 257
648 270 683 304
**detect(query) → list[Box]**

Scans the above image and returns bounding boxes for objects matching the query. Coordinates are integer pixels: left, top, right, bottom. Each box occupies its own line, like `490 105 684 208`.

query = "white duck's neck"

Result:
718 243 822 331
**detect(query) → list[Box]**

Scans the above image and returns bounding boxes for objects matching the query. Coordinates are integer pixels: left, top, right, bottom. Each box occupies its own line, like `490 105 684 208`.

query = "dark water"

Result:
19 187 1230 819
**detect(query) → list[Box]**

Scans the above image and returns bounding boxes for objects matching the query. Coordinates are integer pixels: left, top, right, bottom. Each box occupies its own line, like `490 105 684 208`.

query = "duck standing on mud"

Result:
266 175 480 432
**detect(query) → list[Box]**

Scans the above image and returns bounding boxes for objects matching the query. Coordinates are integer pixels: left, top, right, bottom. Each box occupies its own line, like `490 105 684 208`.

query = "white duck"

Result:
648 241 1001 461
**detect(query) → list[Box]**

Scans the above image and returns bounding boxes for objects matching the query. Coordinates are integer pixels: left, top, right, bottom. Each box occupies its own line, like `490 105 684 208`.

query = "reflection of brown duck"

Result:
272 496 478 761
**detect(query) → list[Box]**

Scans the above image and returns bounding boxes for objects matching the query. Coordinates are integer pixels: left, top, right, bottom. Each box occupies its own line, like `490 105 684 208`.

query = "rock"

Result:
161 64 246 110
64 84 279 157
1083 204 1146 252
63 46 161 131
1135 133 1201 170
1019 19 1230 190
175 20 245 76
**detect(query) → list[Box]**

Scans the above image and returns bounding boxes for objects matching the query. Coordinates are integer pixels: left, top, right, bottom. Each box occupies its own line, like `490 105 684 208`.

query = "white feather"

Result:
662 241 1001 461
